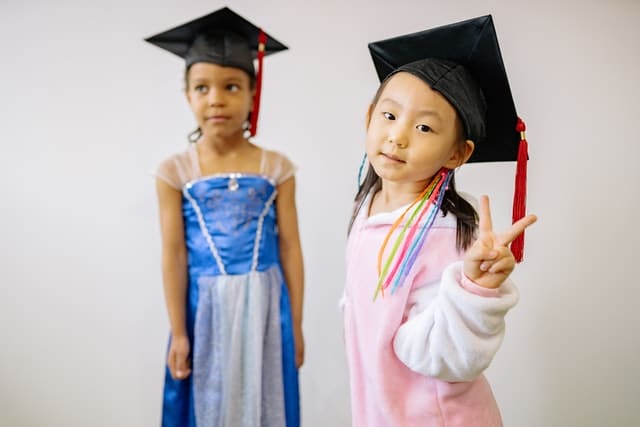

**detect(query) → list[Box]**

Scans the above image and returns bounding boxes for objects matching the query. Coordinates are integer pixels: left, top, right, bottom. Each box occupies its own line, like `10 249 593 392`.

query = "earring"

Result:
243 120 252 139
188 127 202 143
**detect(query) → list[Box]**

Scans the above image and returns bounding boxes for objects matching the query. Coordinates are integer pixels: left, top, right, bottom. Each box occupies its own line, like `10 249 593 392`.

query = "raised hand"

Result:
464 195 537 289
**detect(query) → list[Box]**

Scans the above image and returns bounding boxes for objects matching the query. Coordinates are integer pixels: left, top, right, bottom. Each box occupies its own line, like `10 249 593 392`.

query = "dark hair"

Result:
184 63 256 143
348 77 478 251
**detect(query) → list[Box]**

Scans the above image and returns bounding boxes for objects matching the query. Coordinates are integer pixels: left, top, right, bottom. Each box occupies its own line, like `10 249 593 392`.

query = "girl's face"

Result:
186 62 254 140
365 72 474 186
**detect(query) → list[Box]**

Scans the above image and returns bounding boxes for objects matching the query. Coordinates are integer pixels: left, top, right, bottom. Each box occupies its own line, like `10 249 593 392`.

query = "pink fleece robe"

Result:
343 196 519 427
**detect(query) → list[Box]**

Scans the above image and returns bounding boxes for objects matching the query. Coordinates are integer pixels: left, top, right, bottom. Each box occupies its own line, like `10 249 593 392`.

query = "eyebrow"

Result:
189 76 245 86
379 97 443 120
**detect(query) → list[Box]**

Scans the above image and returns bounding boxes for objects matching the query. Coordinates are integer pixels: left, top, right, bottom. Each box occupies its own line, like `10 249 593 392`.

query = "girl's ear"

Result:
445 139 475 169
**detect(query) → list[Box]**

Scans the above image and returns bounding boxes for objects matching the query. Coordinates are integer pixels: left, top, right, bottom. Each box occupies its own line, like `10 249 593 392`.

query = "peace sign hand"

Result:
464 195 537 289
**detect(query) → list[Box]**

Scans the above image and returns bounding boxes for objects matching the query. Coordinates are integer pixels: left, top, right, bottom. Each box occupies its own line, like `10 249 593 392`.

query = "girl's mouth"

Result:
381 152 406 163
206 115 230 123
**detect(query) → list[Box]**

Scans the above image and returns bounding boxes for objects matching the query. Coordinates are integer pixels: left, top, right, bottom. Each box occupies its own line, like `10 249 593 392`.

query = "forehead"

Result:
187 62 251 82
380 72 457 115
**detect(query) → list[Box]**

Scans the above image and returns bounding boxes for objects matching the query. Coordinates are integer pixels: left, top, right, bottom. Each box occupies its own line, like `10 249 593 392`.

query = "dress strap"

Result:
251 188 278 272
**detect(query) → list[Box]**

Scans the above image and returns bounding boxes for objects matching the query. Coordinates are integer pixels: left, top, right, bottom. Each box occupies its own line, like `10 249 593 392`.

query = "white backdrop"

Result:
1 0 639 426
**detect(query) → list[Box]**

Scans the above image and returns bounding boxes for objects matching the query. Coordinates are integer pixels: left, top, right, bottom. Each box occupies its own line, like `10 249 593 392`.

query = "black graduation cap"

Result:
368 15 530 261
369 15 519 164
144 7 288 135
144 6 288 74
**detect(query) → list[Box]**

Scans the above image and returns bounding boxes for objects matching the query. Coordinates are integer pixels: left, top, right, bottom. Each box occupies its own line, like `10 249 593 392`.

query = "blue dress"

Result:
161 171 300 427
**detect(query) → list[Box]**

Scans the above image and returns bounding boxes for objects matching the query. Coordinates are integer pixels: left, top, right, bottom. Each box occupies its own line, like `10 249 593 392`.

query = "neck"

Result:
376 177 434 211
198 131 250 156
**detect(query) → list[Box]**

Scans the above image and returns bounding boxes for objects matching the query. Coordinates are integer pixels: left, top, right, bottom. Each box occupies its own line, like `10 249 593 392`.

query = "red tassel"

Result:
511 117 528 262
250 30 267 137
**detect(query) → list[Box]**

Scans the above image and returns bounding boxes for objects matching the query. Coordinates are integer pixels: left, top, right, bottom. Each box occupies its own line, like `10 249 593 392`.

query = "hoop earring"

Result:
188 127 202 143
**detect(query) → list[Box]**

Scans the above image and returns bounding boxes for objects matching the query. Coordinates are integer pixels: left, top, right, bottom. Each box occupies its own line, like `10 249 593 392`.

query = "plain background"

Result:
1 0 639 426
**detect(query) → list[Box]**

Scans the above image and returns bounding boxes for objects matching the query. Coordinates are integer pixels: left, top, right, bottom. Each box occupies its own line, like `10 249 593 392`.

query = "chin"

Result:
371 163 398 178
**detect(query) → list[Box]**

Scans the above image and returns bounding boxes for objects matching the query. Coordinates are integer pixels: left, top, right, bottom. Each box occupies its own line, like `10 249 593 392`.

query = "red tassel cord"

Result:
249 30 267 137
511 117 528 262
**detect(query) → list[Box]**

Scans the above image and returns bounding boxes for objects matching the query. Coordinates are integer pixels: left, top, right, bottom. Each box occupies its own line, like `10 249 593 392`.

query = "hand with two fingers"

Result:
464 195 537 289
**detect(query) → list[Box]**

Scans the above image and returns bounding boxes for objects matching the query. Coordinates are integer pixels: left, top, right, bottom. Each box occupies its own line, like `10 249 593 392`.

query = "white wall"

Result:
1 0 639 426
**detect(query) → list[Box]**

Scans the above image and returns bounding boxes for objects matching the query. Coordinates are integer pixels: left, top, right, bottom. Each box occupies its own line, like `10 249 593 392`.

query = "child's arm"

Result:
393 262 518 382
156 178 191 380
276 176 305 368
393 196 536 382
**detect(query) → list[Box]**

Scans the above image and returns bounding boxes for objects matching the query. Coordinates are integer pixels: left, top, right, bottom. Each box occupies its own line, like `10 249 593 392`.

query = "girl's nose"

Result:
388 125 408 148
207 89 225 106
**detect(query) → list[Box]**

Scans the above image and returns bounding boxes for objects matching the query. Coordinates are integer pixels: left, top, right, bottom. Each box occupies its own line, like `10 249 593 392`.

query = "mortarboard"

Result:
144 7 288 136
368 15 529 261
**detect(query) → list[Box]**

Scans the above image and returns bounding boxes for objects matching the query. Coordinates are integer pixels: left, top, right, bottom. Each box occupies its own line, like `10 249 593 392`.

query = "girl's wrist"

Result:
171 330 189 340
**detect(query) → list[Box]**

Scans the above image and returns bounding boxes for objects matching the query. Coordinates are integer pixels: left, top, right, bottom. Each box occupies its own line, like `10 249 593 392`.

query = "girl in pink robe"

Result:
343 16 536 427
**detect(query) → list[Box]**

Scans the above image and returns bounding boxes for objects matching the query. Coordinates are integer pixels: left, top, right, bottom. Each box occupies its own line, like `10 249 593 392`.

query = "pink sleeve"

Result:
460 274 503 298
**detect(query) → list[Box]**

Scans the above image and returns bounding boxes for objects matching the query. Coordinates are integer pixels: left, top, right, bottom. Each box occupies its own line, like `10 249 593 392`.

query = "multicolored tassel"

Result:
373 168 451 300
357 153 368 187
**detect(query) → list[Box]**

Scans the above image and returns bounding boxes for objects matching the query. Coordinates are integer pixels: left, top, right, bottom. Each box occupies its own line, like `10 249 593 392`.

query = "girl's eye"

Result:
195 85 208 94
227 84 240 92
416 124 432 133
383 112 396 120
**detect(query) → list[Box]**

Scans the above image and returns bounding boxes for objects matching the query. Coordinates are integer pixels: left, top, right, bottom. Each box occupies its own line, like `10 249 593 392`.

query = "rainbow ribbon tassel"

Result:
373 168 452 300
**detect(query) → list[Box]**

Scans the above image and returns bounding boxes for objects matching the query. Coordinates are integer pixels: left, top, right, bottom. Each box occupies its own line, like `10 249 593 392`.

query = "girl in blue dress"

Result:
146 7 303 427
